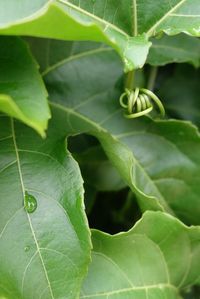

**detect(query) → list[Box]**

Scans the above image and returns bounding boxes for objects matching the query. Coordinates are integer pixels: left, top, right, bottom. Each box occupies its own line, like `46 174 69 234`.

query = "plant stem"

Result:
132 0 138 36
125 70 135 90
125 0 138 91
124 0 139 92
147 66 158 91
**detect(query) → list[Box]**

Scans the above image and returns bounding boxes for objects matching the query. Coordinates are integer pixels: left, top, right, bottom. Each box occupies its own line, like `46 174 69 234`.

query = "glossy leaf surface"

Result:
0 36 50 136
0 114 91 299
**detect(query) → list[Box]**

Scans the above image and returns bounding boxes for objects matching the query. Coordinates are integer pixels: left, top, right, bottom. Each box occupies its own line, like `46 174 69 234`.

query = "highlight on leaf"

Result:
24 191 37 214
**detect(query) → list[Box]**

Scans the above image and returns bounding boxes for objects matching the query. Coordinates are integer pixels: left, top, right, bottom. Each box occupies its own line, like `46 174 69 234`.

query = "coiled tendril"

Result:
119 87 165 119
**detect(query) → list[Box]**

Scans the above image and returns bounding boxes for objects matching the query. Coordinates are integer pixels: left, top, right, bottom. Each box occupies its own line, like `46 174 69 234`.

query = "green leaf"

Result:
136 0 200 36
81 211 200 298
0 37 50 137
0 114 91 298
1 1 200 70
0 1 151 71
147 34 200 67
35 39 200 224
157 64 200 127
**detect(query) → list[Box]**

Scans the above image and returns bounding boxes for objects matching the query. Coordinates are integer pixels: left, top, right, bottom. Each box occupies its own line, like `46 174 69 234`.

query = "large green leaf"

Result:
0 113 91 298
147 34 200 67
32 39 200 224
1 0 200 37
1 1 200 70
0 0 151 71
81 211 200 298
0 36 50 137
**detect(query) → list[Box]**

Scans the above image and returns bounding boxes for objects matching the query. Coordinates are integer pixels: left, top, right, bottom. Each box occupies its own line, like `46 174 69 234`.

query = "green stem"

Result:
147 66 158 91
132 0 138 36
125 70 135 90
125 1 137 92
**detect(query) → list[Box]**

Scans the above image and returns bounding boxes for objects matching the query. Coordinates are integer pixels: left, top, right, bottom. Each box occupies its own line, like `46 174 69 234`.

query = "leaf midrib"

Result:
10 118 55 299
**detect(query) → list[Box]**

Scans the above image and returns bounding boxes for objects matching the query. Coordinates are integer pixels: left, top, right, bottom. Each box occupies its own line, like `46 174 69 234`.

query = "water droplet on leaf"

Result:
24 192 37 213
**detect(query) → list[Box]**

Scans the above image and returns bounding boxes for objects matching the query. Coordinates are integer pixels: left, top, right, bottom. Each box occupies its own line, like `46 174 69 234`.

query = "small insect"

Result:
24 191 37 213
119 87 165 119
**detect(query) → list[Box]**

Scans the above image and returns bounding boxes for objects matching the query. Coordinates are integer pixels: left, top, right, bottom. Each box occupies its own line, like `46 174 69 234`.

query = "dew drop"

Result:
24 191 37 213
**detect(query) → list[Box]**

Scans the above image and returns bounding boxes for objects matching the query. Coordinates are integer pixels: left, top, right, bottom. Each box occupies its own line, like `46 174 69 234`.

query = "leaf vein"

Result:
80 283 177 298
147 0 187 36
11 118 55 299
42 47 112 76
57 0 128 37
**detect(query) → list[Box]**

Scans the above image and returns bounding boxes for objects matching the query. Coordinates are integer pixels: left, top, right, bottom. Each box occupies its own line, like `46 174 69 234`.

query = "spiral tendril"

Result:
119 88 165 119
